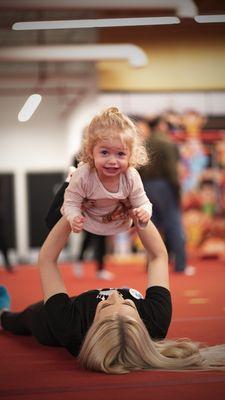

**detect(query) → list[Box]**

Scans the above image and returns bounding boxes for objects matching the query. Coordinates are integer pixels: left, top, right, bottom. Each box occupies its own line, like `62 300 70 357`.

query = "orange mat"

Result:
0 258 225 400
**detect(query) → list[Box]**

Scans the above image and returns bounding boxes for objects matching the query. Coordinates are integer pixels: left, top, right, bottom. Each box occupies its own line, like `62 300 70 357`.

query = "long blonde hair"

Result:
78 107 148 168
79 315 225 374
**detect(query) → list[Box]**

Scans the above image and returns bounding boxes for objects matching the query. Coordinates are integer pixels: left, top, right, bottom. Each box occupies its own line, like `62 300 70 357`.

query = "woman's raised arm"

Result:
38 216 71 302
137 220 169 289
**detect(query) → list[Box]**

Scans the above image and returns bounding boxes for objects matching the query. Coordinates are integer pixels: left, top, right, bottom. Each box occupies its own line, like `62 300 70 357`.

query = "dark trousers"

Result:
1 301 59 345
0 232 11 266
45 182 106 271
77 231 106 271
0 244 10 266
144 179 186 272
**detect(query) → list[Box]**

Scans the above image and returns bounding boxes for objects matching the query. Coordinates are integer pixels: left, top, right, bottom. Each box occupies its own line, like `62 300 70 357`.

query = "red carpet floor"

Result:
0 257 225 400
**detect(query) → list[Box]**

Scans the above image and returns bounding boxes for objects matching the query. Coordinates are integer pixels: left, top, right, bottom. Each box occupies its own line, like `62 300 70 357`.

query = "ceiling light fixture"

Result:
12 16 180 31
194 15 225 23
18 94 42 122
3 0 198 18
0 44 148 68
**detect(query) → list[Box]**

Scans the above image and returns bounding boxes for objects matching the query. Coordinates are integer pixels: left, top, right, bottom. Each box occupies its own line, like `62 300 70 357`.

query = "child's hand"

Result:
70 215 85 233
132 207 150 227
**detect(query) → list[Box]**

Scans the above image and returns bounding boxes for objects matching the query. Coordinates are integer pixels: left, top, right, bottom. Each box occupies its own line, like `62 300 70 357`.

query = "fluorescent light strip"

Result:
18 94 42 122
0 44 148 68
12 16 180 31
194 15 225 23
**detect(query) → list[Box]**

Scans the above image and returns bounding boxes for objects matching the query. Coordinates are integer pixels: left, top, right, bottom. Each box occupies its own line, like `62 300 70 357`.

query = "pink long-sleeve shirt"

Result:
61 163 152 235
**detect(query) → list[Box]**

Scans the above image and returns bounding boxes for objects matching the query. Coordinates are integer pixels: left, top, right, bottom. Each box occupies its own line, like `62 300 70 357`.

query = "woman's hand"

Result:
70 215 85 233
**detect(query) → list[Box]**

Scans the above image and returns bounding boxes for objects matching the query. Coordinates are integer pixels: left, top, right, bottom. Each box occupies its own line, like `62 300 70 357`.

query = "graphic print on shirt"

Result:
96 288 144 301
96 289 118 301
129 288 144 299
102 199 132 223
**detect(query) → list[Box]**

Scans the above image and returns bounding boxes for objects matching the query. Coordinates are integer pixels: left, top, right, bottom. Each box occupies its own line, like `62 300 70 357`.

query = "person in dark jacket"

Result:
139 116 193 274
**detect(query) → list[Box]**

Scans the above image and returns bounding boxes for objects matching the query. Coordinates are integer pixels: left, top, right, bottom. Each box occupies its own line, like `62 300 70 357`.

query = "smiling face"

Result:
92 136 130 182
94 290 141 323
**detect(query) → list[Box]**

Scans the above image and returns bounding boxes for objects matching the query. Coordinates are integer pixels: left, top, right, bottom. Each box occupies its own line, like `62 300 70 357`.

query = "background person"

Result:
139 116 194 275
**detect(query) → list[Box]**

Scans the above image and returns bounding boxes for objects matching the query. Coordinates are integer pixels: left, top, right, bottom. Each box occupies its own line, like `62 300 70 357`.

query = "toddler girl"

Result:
61 107 152 235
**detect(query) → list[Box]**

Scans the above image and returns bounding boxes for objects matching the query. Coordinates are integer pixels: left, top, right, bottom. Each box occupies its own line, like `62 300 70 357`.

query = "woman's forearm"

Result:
136 220 169 289
38 217 71 302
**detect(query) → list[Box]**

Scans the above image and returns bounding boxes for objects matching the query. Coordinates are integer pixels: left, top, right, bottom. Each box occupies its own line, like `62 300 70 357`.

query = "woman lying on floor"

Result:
0 217 225 374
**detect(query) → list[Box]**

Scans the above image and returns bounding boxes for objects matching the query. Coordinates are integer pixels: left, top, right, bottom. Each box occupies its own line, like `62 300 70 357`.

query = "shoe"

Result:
0 286 11 311
184 265 196 276
96 270 115 280
65 166 76 183
73 262 84 278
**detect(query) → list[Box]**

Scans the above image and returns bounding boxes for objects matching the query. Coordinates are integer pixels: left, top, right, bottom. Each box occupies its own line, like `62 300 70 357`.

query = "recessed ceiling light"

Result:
18 94 42 122
194 15 225 23
12 16 180 31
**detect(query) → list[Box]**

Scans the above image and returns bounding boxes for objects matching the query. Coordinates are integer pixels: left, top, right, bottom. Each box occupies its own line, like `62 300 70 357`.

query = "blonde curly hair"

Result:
77 107 148 168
